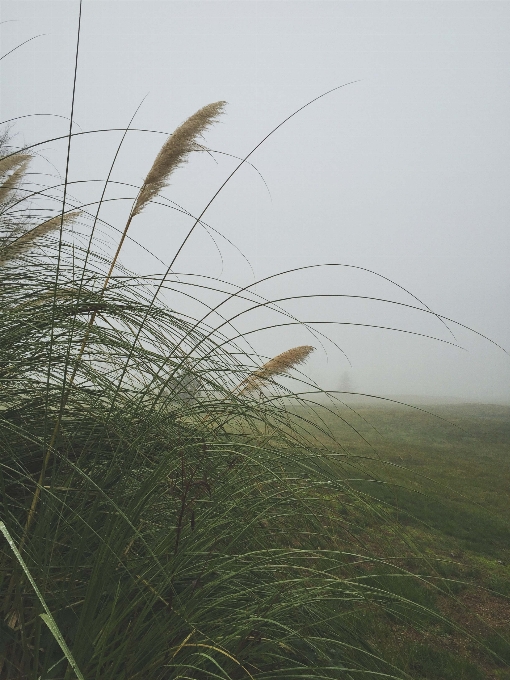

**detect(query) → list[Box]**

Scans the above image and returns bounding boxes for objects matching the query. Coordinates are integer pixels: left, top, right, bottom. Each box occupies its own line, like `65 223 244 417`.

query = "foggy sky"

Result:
1 1 509 403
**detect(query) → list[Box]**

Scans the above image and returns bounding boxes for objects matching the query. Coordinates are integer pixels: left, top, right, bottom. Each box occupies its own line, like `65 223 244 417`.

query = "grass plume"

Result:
0 211 79 265
238 344 315 393
0 161 29 205
0 152 30 181
101 101 226 290
132 101 226 218
0 152 31 209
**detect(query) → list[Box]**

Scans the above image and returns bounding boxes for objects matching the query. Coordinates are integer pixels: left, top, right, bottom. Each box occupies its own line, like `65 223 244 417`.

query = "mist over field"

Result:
1 0 509 403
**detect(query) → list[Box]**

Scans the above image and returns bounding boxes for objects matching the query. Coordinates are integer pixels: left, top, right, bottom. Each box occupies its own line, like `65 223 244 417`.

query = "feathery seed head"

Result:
239 345 314 393
0 211 79 265
0 157 30 204
0 153 30 180
132 101 226 218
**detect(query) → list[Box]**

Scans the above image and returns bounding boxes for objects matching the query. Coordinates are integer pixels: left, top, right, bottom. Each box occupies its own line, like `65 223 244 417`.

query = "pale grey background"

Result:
1 1 509 403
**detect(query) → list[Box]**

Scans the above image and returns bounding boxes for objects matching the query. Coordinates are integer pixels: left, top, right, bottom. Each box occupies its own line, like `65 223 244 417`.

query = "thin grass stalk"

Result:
17 0 83 551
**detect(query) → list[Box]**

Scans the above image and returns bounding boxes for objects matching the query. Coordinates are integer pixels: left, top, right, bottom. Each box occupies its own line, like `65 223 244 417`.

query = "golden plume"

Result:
238 345 315 394
0 153 30 180
101 101 226 289
0 157 30 204
131 101 226 218
0 153 30 205
0 212 79 265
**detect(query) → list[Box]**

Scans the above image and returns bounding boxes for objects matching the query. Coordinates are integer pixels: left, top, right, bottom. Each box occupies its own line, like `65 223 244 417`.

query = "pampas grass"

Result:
0 99 496 680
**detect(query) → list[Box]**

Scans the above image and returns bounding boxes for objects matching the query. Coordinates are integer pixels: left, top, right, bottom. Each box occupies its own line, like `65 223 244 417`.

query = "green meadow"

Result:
290 401 510 679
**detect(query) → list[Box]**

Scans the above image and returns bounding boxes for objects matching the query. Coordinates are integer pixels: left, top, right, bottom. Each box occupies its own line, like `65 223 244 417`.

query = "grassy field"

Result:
291 401 510 679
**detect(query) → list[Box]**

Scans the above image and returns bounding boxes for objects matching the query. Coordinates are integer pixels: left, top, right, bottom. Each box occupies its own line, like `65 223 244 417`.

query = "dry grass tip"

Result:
0 211 79 265
238 345 315 394
0 153 31 180
132 101 226 218
0 154 31 205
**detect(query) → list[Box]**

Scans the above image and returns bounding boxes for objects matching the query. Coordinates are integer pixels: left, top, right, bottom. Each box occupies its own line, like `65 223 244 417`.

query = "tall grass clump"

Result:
0 98 502 680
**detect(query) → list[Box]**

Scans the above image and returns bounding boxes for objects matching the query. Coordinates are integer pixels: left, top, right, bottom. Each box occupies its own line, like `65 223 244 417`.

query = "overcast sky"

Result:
1 1 509 403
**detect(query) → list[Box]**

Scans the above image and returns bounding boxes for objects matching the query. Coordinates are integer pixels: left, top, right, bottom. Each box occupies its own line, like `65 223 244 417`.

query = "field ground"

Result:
292 402 510 679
